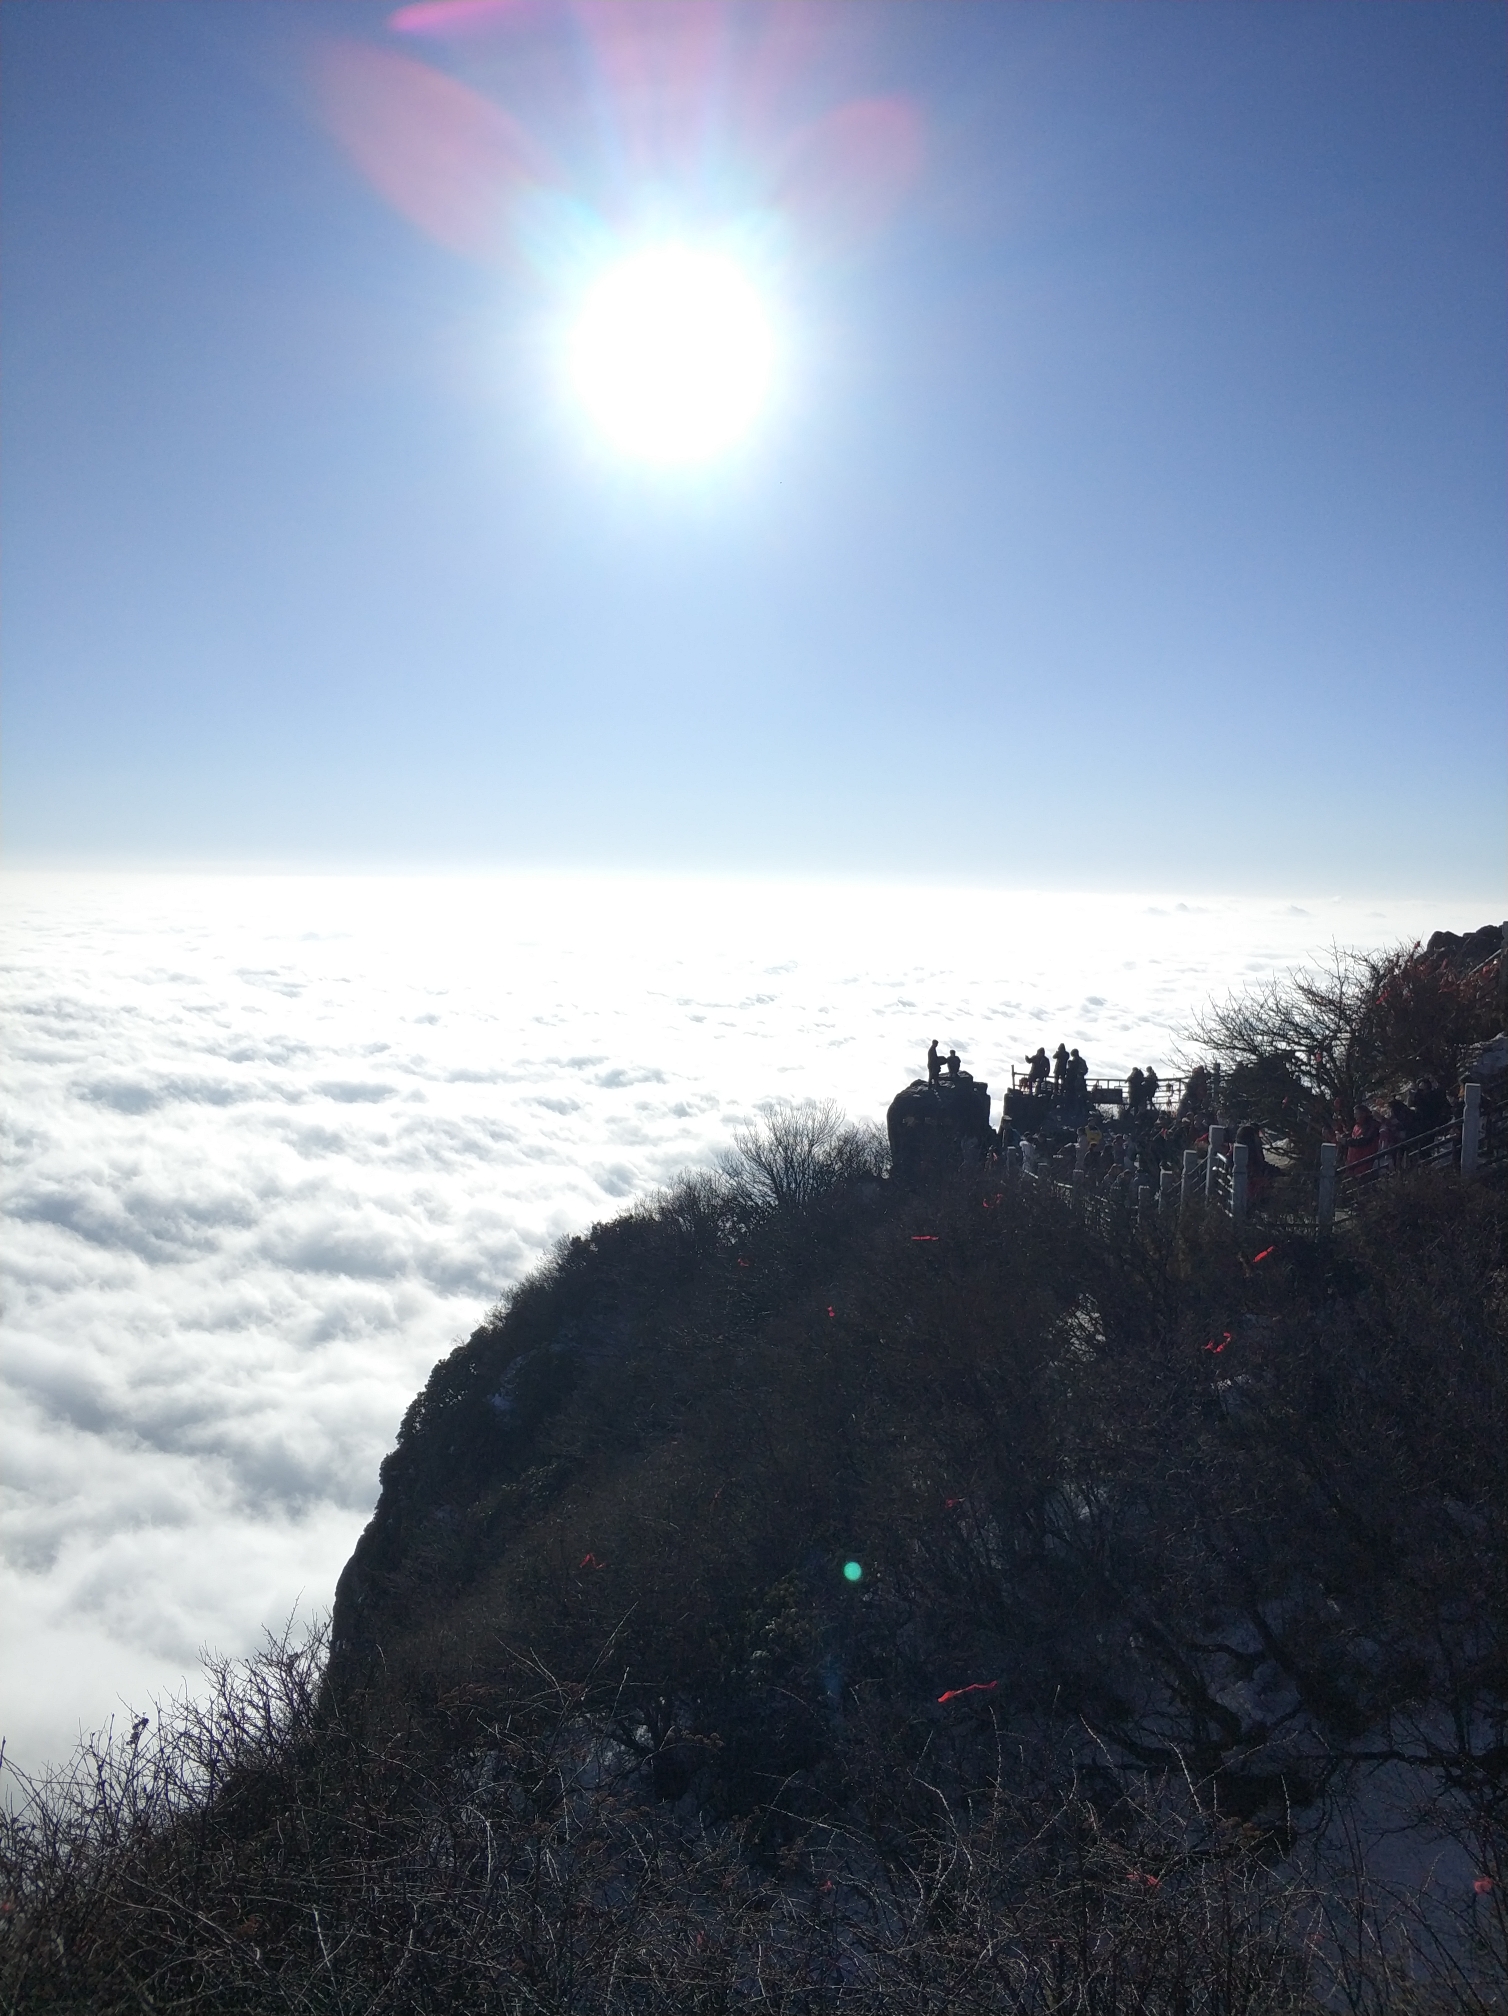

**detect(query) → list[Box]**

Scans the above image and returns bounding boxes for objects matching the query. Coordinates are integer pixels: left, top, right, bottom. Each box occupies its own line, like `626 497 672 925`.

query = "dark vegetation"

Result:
3 948 1505 2013
1192 929 1503 1149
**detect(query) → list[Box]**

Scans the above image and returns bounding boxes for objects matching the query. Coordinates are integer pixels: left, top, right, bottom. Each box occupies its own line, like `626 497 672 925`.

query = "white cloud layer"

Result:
0 870 1466 1773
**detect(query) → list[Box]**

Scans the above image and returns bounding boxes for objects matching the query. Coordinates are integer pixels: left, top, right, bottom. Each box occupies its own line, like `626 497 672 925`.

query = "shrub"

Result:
7 1630 1502 2013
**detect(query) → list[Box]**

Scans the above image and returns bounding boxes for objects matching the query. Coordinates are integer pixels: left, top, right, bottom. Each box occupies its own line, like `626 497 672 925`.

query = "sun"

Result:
568 244 776 464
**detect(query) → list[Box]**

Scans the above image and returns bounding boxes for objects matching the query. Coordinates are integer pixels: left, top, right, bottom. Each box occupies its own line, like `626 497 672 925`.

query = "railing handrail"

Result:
1008 1086 1497 1239
1008 1067 1189 1109
1336 1117 1458 1183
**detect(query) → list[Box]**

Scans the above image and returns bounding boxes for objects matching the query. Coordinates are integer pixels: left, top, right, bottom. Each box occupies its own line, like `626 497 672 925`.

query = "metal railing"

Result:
1334 1085 1503 1199
1008 1069 1189 1115
1000 1082 1498 1239
1335 1119 1458 1192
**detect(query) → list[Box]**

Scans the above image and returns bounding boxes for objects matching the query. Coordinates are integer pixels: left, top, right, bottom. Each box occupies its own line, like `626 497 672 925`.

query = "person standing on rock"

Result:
1053 1044 1069 1092
927 1040 943 1085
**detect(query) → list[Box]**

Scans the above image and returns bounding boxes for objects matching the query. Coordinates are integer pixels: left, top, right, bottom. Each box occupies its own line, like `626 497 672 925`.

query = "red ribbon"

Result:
937 1681 998 1703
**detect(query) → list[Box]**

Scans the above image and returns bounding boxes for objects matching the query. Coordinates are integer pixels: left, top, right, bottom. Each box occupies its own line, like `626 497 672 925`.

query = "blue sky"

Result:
3 0 1504 895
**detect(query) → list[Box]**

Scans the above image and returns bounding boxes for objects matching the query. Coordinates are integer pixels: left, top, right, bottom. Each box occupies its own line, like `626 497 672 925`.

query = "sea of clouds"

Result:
0 870 1463 1775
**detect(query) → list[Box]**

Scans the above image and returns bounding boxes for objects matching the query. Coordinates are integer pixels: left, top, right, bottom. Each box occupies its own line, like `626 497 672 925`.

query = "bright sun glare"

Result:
569 244 775 464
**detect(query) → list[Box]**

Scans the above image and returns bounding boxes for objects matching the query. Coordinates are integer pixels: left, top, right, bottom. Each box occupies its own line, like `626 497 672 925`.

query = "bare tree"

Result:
1190 940 1499 1129
725 1098 887 1212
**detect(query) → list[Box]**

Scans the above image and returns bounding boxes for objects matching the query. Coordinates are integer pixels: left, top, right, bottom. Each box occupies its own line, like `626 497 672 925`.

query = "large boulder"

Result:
886 1075 992 1183
1462 1033 1507 1083
1424 923 1504 974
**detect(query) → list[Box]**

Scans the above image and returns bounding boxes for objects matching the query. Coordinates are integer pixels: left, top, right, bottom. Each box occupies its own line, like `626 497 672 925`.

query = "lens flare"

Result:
843 1559 863 1583
569 244 775 463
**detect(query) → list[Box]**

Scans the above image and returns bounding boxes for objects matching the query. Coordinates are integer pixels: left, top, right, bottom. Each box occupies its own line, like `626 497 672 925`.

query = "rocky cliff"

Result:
329 1112 1504 1842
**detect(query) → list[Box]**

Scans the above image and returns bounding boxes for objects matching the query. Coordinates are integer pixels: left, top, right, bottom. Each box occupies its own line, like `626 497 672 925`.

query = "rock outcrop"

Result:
886 1074 992 1183
1424 922 1504 973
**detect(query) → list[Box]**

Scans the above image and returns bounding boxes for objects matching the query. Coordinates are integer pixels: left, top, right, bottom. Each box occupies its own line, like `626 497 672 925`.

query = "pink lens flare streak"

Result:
317 42 544 261
390 0 533 38
319 3 923 270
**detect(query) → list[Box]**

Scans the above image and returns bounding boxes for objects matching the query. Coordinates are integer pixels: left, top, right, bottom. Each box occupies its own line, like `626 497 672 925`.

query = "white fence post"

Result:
1461 1082 1482 1176
1317 1141 1337 1230
1205 1125 1226 1201
1231 1141 1249 1225
1180 1148 1199 1212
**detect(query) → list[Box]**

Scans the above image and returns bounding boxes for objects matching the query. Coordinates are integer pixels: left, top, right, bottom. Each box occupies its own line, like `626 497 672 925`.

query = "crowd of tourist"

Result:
1334 1079 1454 1178
927 1035 1481 1206
976 1050 1247 1203
997 1057 1258 1203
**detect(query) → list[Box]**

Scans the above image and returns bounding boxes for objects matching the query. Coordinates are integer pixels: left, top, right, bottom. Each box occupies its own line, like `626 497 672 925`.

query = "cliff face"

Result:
330 1133 1505 1832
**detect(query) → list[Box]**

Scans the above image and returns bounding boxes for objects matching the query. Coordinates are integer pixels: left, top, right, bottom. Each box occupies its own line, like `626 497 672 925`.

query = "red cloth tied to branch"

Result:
937 1681 997 1704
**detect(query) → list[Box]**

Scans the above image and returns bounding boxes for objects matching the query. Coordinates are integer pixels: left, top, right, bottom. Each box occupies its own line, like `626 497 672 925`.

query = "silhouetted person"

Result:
927 1039 943 1085
1064 1048 1089 1124
1377 1105 1404 1172
1345 1105 1380 1177
1413 1079 1451 1137
945 1048 961 1080
1387 1096 1418 1162
1126 1066 1145 1115
1144 1067 1160 1109
1025 1047 1050 1091
1052 1044 1069 1090
1179 1065 1210 1120
1235 1121 1271 1201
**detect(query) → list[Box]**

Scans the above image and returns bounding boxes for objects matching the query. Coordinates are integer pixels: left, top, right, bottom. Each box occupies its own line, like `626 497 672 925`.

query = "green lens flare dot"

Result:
843 1560 863 1583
